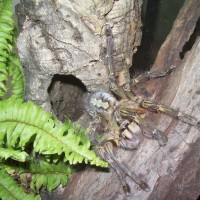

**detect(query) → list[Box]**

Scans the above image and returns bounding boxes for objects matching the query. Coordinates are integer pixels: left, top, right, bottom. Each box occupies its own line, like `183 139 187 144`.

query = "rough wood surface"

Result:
63 39 200 200
63 0 200 199
16 0 142 111
15 0 200 199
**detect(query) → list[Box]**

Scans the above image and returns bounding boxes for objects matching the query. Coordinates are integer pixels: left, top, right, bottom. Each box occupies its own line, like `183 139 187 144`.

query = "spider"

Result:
84 23 200 195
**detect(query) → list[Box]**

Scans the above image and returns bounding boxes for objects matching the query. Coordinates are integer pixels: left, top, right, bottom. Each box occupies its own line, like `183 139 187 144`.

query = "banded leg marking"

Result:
109 159 131 195
104 23 139 102
97 142 131 195
119 120 141 150
104 24 128 99
104 23 115 79
132 65 176 86
132 115 168 146
119 138 140 150
142 100 200 127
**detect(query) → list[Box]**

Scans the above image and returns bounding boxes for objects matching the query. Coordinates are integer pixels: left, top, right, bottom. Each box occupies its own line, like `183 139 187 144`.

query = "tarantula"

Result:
84 24 200 195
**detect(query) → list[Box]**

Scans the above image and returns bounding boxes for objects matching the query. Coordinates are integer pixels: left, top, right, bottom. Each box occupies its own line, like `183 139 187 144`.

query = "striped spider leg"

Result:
97 141 150 195
141 100 200 129
104 23 169 146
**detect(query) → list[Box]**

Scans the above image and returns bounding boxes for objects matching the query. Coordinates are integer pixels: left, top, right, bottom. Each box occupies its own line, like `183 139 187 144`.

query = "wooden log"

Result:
16 0 142 110
63 0 200 199
16 0 200 199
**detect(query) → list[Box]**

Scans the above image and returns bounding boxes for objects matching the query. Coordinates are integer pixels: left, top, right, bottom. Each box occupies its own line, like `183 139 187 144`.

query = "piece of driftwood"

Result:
16 0 200 199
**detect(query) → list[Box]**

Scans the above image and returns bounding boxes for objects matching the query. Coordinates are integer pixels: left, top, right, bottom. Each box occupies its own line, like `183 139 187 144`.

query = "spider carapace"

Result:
84 23 200 195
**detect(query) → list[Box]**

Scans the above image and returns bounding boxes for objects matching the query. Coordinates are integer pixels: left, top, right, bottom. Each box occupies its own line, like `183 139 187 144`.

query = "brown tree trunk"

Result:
16 0 200 199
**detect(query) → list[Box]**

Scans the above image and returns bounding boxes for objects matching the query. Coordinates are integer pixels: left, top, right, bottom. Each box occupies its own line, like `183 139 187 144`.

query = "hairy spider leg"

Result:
119 137 140 150
104 24 135 100
98 144 131 195
109 65 177 104
141 100 200 129
119 104 167 146
104 22 177 103
131 65 176 86
112 155 150 192
117 118 141 149
97 142 150 195
109 159 131 195
123 65 177 102
130 115 168 146
104 23 115 79
101 19 199 196
121 65 177 102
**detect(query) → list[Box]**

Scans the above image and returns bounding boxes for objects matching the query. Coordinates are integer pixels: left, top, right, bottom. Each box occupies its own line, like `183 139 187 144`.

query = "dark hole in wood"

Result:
131 0 185 77
180 17 200 59
48 74 87 122
131 0 160 76
197 195 200 200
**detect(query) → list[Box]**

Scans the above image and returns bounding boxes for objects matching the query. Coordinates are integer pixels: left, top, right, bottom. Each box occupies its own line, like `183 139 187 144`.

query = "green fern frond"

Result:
0 146 28 162
0 0 25 99
0 98 107 167
17 160 74 192
0 63 8 97
7 53 25 98
0 0 14 98
0 170 41 200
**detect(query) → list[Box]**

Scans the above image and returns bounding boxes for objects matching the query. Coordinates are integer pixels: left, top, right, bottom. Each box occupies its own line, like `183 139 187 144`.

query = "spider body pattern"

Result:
84 24 200 195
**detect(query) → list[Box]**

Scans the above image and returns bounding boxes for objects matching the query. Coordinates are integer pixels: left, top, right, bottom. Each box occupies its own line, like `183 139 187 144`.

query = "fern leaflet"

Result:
0 0 14 97
7 53 25 98
0 146 28 162
0 98 107 167
0 0 25 99
0 170 41 200
16 159 74 192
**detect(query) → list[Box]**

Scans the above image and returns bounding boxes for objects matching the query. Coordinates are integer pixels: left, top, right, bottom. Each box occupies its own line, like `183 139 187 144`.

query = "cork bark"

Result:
16 0 200 199
16 0 142 110
63 0 200 199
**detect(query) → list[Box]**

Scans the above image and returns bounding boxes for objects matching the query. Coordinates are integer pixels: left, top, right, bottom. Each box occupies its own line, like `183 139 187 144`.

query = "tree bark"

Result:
16 0 200 199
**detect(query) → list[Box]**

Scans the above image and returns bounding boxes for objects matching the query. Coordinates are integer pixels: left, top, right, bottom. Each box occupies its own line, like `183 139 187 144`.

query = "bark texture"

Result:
16 0 142 111
63 0 200 199
16 0 200 199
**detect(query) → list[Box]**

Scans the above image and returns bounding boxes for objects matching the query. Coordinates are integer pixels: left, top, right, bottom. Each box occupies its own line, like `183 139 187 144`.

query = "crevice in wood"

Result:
180 16 200 59
131 0 185 76
48 74 87 122
131 0 160 75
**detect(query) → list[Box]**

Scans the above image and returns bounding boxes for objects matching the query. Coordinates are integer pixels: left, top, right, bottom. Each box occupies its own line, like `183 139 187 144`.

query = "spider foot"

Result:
151 129 168 146
97 141 150 195
139 181 151 192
